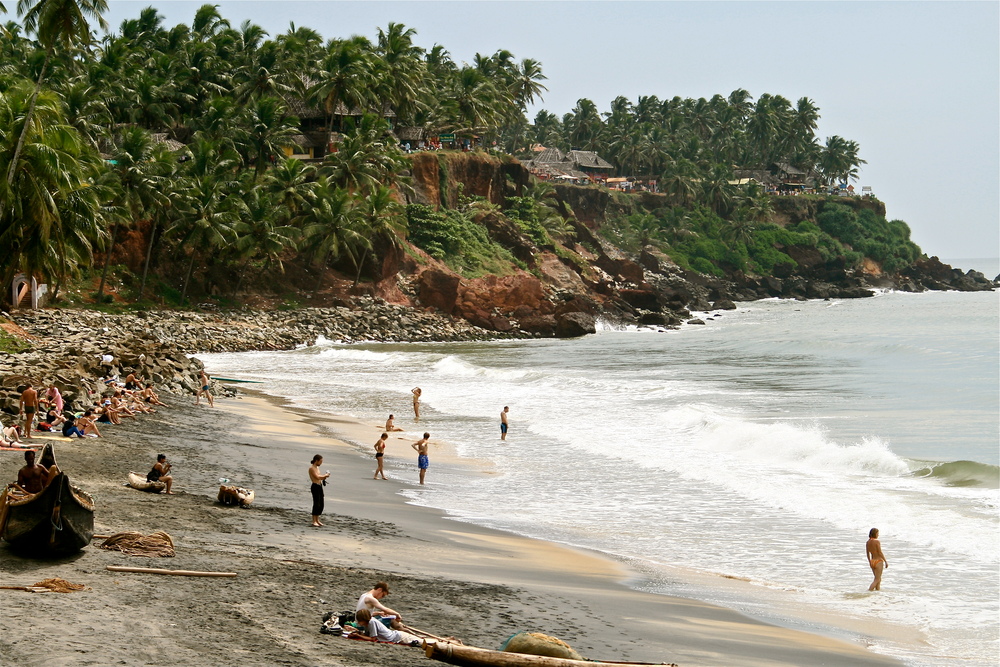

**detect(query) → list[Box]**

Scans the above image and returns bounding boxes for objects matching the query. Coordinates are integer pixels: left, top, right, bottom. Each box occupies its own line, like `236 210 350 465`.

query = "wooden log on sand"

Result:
106 566 236 577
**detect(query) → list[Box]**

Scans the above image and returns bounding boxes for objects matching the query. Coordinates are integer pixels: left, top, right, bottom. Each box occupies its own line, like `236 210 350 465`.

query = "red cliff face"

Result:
407 152 529 209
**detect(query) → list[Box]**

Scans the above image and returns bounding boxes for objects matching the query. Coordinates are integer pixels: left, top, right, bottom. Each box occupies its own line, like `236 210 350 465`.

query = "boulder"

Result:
518 315 557 337
712 299 737 310
554 312 596 338
417 269 461 314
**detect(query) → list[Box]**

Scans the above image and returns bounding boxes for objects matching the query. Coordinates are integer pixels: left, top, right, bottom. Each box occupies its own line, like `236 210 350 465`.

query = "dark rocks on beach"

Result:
554 312 596 338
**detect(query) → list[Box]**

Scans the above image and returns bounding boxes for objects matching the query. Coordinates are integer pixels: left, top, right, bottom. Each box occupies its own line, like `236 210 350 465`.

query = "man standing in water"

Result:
411 433 429 485
500 406 509 440
866 527 889 591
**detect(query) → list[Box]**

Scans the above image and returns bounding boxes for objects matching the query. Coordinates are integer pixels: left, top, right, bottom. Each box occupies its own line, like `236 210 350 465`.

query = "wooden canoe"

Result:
424 640 676 667
128 472 165 493
218 485 254 507
0 471 95 555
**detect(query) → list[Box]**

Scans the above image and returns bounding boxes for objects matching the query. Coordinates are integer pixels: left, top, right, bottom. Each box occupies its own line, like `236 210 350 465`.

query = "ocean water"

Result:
201 280 999 666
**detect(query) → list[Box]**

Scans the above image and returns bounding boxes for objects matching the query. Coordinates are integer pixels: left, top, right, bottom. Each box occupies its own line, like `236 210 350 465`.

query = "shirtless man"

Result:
373 433 389 480
866 527 889 591
16 450 59 494
19 384 39 439
411 433 430 485
195 369 214 407
356 581 404 629
500 406 509 440
385 414 403 432
142 383 168 407
411 387 422 421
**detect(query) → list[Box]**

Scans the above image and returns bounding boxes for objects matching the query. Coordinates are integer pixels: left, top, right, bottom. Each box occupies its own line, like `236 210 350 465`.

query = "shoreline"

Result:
0 386 901 666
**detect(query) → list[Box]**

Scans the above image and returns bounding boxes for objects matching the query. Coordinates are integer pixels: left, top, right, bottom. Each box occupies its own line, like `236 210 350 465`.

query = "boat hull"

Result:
1 473 95 555
128 471 165 493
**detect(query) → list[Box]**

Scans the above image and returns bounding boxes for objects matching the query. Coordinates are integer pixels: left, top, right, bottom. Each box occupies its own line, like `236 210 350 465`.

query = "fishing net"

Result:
99 531 175 557
32 578 87 593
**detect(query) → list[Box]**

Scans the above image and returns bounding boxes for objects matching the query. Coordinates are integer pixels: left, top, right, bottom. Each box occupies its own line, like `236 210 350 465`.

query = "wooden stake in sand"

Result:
106 566 236 577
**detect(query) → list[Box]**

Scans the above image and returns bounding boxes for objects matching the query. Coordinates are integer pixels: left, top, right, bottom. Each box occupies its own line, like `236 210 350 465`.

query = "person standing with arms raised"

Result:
411 387 422 422
309 454 330 527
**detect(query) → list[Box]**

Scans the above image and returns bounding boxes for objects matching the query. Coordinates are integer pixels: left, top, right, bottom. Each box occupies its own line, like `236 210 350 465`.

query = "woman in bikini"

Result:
866 527 889 591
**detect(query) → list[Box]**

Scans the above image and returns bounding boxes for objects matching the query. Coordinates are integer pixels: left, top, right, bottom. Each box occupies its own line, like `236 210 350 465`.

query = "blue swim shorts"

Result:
418 454 429 469
500 422 508 434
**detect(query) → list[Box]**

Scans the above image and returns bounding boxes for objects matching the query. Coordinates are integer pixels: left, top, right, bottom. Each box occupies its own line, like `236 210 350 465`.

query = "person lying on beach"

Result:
141 383 168 407
867 528 889 591
147 454 174 494
411 387 422 421
385 414 403 432
95 400 120 425
16 449 59 494
356 582 404 628
354 609 421 646
2 423 26 446
374 433 389 480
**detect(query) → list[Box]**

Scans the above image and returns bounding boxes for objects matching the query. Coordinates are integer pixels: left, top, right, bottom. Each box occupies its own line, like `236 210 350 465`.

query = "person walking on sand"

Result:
411 433 430 485
500 406 510 440
147 454 174 494
19 384 38 439
309 454 330 526
866 527 889 591
411 387 422 421
194 369 214 407
385 414 402 432
373 433 389 480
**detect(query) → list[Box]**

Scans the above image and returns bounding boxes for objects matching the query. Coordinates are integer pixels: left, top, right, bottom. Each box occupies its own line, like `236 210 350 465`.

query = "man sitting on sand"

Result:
354 609 421 646
141 383 169 407
16 450 59 494
147 454 174 494
385 414 403 432
356 582 404 629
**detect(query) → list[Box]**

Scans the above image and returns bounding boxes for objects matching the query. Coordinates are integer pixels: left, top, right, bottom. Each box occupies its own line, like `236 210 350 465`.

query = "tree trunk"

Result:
5 50 50 186
180 252 197 306
231 258 251 299
352 246 369 288
96 220 121 300
139 220 159 300
313 253 328 291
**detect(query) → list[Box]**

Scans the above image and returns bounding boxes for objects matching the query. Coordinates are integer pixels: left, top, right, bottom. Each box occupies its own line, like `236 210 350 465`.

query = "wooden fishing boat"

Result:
0 446 95 555
423 640 676 667
127 471 165 493
217 485 254 507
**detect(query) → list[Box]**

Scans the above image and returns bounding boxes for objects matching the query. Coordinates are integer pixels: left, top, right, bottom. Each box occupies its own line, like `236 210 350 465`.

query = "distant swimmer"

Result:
500 406 509 440
411 388 422 421
411 432 430 485
373 433 388 480
866 527 889 591
385 414 403 432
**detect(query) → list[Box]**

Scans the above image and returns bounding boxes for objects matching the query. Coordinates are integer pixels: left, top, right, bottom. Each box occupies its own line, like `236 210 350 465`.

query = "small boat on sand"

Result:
0 445 95 555
127 472 165 493
218 485 255 507
423 640 676 667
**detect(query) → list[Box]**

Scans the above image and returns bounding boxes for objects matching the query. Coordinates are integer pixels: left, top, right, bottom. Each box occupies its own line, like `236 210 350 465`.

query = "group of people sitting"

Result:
347 582 422 646
1 375 170 447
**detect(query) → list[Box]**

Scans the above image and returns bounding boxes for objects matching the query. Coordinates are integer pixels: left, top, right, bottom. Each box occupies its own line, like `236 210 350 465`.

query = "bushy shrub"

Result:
405 204 517 277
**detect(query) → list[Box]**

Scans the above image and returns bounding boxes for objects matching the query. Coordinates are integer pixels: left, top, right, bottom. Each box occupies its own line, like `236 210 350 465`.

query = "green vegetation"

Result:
0 1 921 310
405 204 517 278
0 327 32 354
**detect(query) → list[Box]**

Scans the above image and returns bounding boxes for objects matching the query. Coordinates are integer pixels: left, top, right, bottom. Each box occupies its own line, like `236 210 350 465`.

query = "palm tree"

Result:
311 35 375 132
510 58 547 110
236 95 299 178
321 113 406 194
375 22 427 124
96 126 170 299
299 178 363 290
352 185 403 287
265 157 317 221
7 0 108 186
229 185 299 296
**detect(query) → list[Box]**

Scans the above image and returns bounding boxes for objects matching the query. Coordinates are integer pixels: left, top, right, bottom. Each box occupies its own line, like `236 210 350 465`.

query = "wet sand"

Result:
0 391 900 666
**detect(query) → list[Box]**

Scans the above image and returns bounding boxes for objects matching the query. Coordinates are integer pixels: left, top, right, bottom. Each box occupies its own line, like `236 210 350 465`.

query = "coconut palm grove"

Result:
2 2 923 309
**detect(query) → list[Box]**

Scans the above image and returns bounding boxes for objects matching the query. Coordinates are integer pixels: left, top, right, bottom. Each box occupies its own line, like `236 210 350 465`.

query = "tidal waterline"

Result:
203 288 999 665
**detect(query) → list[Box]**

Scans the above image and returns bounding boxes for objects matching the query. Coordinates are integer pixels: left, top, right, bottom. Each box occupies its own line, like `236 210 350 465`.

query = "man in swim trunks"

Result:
411 433 430 485
356 582 404 628
373 433 388 480
16 449 59 494
19 384 38 438
194 369 214 407
866 527 889 591
500 406 509 440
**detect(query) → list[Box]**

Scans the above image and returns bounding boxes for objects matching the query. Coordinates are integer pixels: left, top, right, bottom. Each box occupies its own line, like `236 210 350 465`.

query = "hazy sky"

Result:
98 1 999 262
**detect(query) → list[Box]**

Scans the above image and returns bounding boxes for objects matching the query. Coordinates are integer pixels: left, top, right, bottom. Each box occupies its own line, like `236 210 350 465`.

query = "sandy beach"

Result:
0 389 900 666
